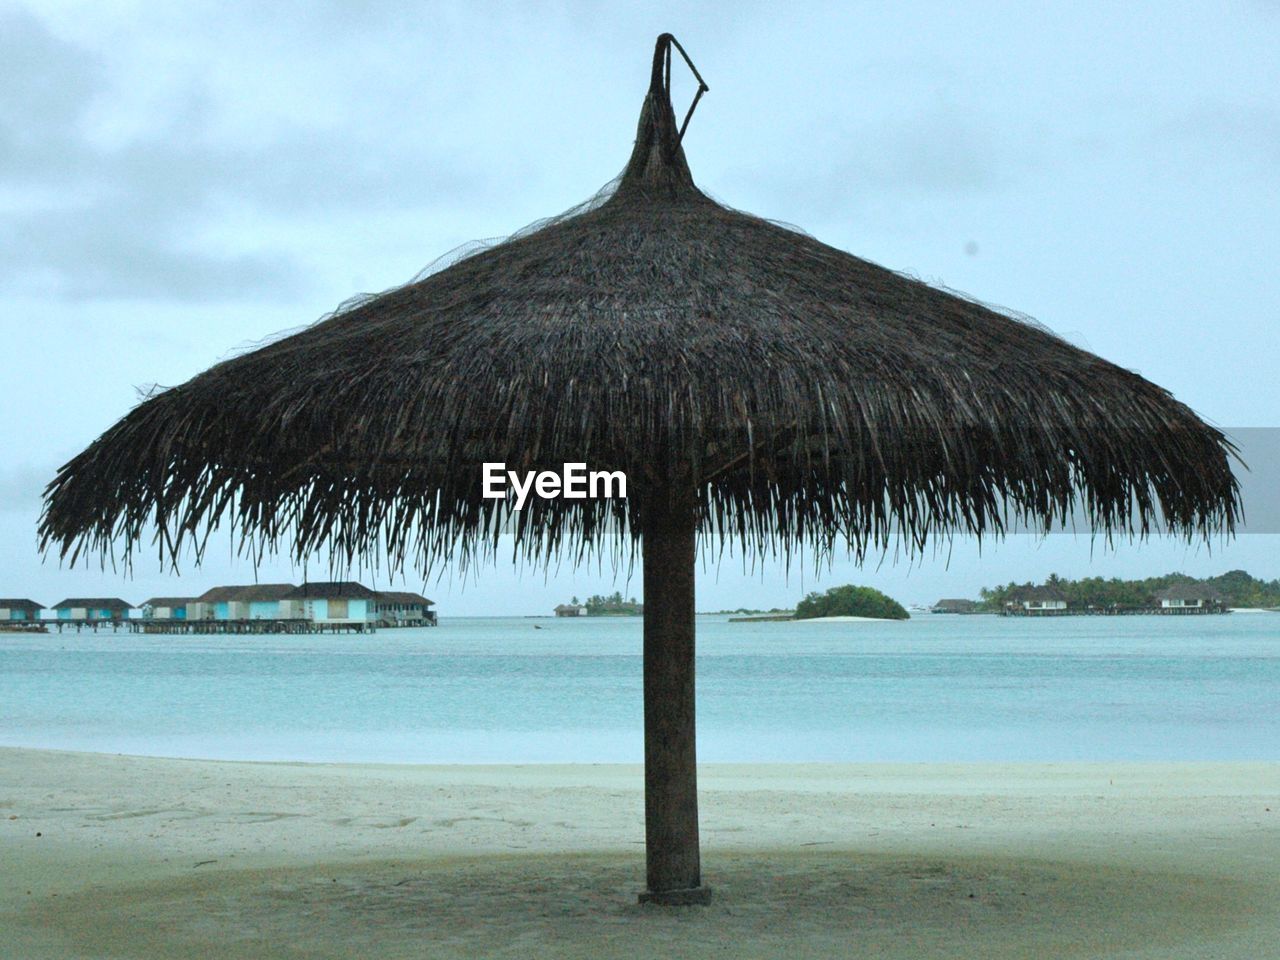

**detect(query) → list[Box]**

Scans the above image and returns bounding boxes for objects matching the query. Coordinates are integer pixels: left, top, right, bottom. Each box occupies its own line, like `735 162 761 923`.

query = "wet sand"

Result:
2 748 1277 958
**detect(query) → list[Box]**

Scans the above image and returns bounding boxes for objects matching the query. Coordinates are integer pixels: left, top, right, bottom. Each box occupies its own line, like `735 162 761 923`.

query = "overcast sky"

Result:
2 1 1278 613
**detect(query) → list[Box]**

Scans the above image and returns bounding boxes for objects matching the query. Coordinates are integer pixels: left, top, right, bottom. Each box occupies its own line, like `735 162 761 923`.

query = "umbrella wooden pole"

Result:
639 481 711 905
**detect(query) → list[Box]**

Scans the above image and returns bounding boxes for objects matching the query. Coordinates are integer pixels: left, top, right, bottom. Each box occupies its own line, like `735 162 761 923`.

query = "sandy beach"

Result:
1 748 1276 958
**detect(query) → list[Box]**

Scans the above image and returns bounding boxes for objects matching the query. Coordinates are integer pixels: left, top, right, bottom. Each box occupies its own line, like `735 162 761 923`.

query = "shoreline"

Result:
3 748 1277 958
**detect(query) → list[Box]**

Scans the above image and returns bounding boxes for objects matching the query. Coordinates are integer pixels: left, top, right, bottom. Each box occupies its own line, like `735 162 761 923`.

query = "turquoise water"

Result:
1 614 1277 762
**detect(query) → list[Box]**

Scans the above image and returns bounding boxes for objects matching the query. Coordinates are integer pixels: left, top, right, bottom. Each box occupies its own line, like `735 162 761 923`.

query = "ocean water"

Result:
1 614 1277 763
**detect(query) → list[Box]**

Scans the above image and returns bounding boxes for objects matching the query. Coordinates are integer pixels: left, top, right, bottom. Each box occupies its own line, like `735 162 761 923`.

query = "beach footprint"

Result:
433 815 534 830
85 807 204 822
223 811 303 824
327 815 420 829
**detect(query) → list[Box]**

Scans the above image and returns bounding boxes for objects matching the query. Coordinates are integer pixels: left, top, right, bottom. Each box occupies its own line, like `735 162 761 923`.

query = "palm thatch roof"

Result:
1155 582 1225 602
50 598 132 611
931 598 977 613
374 590 434 606
1008 585 1068 603
286 581 377 600
0 599 44 613
142 596 197 607
197 584 297 603
39 34 1239 576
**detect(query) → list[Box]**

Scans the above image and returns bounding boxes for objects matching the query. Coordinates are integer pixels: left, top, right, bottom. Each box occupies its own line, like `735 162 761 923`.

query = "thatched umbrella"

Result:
41 35 1238 904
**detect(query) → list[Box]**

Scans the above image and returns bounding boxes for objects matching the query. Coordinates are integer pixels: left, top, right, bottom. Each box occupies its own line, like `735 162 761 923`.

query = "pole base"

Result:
638 886 713 906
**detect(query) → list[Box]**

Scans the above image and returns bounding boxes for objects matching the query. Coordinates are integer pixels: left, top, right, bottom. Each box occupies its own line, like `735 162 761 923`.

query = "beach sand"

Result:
2 748 1277 958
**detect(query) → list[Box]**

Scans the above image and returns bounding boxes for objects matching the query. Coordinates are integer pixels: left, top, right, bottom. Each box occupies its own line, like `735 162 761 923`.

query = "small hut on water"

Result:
0 599 44 624
50 598 133 622
1003 586 1069 616
285 582 378 624
1153 583 1228 613
931 598 978 614
141 597 196 620
190 584 300 620
373 591 437 626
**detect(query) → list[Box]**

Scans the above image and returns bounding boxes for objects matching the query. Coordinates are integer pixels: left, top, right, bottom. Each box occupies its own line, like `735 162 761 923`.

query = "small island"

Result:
794 585 910 621
728 585 909 622
554 593 644 617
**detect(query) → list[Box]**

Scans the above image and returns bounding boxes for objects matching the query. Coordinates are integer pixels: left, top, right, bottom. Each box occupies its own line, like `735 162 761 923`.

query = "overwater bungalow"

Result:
50 598 133 622
0 599 43 622
286 582 378 624
243 584 304 619
1153 583 1228 614
190 586 239 620
191 584 299 620
141 597 196 620
1003 586 1069 616
931 598 978 614
555 603 587 617
373 591 437 626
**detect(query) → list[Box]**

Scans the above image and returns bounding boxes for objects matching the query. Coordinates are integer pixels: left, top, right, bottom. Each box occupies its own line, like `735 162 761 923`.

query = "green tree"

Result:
793 585 909 620
974 569 1280 611
584 591 644 616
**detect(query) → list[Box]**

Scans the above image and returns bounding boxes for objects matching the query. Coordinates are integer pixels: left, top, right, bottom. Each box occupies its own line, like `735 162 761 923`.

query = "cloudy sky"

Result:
2 1 1277 614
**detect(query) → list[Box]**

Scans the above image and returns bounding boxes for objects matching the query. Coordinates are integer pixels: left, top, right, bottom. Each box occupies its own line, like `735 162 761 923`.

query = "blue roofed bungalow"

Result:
0 599 43 622
51 598 133 621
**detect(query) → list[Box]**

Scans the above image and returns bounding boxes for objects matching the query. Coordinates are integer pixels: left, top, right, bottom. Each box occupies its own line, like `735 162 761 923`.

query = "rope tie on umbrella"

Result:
652 33 709 144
